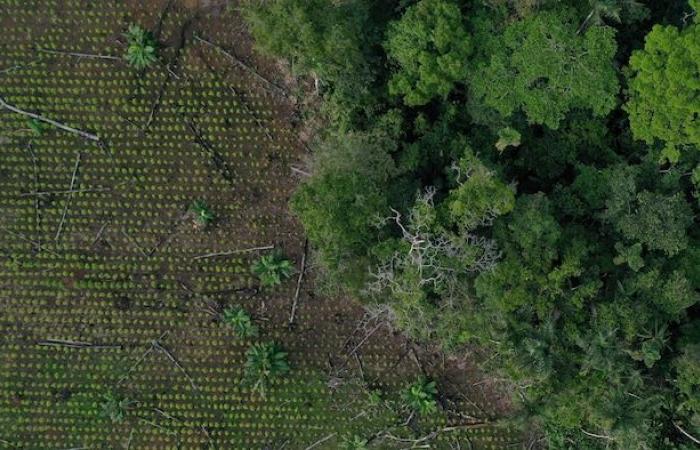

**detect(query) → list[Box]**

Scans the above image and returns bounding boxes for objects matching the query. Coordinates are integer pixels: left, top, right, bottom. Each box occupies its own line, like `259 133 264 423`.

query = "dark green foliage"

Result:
124 24 157 70
251 252 294 287
223 307 259 338
384 0 472 105
470 7 619 129
243 342 290 396
401 377 438 415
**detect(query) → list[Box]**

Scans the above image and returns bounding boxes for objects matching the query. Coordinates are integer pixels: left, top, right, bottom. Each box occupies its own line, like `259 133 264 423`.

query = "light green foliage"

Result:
626 22 700 162
222 307 259 338
343 435 369 450
191 200 215 226
577 0 649 32
401 377 438 415
243 342 290 396
243 0 379 130
99 391 133 423
251 252 294 287
471 8 618 128
124 24 157 70
445 148 516 230
612 191 693 256
385 0 472 105
243 0 370 82
675 340 700 430
613 242 645 272
495 127 521 152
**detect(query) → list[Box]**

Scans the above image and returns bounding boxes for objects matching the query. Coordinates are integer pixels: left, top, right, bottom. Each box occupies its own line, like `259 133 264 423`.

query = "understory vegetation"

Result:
245 0 700 448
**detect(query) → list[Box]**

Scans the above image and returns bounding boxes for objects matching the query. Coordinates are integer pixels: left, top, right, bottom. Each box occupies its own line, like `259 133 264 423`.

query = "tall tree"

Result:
384 0 473 106
470 7 619 129
625 14 700 162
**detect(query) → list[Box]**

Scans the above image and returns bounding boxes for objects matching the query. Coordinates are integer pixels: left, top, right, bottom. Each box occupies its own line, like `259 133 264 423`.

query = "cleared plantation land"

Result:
0 1 518 448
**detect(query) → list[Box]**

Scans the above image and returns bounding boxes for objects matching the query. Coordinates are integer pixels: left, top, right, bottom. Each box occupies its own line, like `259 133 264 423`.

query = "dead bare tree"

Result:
366 188 500 307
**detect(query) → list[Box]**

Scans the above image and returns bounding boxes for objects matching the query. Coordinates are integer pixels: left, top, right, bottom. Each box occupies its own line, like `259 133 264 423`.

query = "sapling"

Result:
243 342 289 397
190 200 215 228
222 306 259 338
124 24 157 70
251 252 293 287
401 377 438 416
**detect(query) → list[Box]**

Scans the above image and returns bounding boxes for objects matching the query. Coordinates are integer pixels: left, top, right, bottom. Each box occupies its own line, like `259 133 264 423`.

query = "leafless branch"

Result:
304 433 336 450
55 152 81 242
289 240 308 326
36 47 121 60
674 422 700 445
0 96 100 141
193 245 274 260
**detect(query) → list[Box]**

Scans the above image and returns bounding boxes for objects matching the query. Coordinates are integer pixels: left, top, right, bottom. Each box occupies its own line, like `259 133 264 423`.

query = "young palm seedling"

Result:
401 377 438 416
243 341 289 397
124 24 157 70
251 252 293 287
222 306 259 339
190 200 215 229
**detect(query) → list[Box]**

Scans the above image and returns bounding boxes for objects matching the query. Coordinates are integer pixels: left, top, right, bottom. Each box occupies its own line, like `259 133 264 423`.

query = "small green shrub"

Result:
344 435 369 450
251 252 294 287
222 306 258 338
343 434 368 450
99 391 133 423
124 24 157 70
243 342 289 396
402 377 438 415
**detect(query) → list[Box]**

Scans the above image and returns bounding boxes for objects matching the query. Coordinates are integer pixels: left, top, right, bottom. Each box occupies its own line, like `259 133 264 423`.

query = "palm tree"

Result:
577 0 646 34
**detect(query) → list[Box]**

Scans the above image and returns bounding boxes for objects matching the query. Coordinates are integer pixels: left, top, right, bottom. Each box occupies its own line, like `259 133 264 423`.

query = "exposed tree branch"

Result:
193 245 274 260
0 96 100 141
289 239 308 326
674 422 700 445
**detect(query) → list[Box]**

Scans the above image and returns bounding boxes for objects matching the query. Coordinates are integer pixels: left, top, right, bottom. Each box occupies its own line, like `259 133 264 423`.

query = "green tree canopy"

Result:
470 8 619 128
625 21 700 163
384 0 472 106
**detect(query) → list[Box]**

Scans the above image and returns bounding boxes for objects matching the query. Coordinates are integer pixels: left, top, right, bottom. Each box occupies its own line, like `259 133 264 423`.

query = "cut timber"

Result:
289 240 308 326
193 245 274 260
54 152 82 242
36 47 121 61
0 96 100 141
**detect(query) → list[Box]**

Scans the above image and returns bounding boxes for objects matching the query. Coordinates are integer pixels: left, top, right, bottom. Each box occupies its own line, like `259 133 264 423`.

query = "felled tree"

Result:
470 7 618 129
625 15 700 162
384 0 472 106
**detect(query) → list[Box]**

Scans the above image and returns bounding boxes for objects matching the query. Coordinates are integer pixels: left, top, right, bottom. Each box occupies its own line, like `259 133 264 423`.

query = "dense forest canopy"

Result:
244 0 699 448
